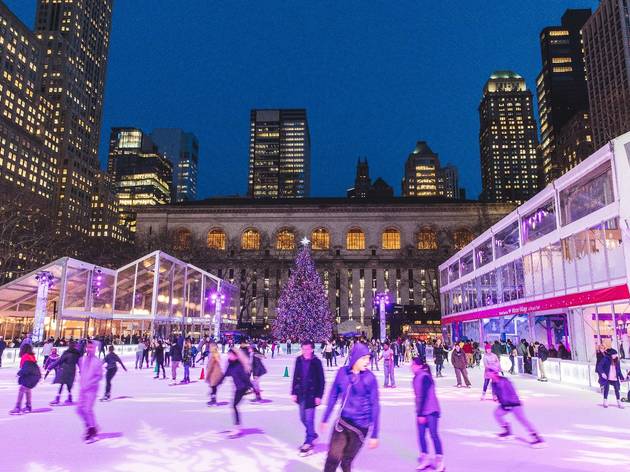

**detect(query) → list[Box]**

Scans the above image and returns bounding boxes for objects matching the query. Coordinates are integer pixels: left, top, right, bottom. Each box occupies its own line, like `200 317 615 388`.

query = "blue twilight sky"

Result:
6 0 599 199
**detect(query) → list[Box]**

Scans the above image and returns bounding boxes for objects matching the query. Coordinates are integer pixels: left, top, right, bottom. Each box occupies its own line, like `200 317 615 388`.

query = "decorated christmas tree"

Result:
272 239 333 342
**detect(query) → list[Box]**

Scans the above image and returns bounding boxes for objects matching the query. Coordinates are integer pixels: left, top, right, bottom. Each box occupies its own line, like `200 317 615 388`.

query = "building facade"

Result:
437 164 459 200
537 9 592 183
90 171 129 242
135 198 513 336
347 158 394 199
34 0 113 235
583 0 630 148
150 128 199 202
440 132 630 387
248 109 311 198
402 141 439 197
479 71 540 205
108 128 172 232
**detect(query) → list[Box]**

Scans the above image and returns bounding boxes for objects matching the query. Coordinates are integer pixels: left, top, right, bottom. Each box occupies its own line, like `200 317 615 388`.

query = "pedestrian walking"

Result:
76 341 104 443
412 358 444 472
9 344 41 415
100 345 127 401
321 343 380 472
218 348 252 438
205 343 223 406
451 344 472 388
381 342 396 388
291 341 325 456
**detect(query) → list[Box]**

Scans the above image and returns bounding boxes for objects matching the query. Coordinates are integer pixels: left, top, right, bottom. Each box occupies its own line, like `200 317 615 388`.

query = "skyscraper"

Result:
150 128 199 202
35 0 114 234
347 158 371 198
108 128 172 232
402 141 439 197
437 164 459 200
479 71 540 204
248 109 310 198
0 2 59 201
583 0 630 148
537 9 592 183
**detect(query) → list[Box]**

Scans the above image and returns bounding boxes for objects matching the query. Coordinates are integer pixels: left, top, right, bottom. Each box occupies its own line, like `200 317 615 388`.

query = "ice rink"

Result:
2 351 630 471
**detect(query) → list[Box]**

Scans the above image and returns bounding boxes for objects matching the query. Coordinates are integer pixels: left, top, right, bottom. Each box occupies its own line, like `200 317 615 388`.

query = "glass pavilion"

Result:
0 251 237 341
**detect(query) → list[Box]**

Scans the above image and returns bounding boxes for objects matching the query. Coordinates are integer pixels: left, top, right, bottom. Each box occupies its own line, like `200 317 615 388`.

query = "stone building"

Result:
135 198 513 336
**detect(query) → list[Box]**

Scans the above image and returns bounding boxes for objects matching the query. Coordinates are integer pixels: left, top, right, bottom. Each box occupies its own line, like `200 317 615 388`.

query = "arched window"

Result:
381 228 401 250
311 228 330 250
346 228 365 250
173 228 191 251
207 229 226 250
417 229 438 250
453 229 474 250
241 229 260 250
276 229 295 250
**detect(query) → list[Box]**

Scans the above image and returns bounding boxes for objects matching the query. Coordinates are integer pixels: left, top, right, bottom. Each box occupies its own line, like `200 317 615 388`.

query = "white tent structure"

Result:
0 251 237 342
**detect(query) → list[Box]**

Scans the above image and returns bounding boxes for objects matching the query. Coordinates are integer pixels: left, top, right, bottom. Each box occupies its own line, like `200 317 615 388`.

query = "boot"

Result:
433 454 446 472
50 395 60 406
416 453 432 470
9 406 21 415
22 404 32 414
64 394 73 405
603 398 608 408
480 392 486 401
529 433 546 448
497 424 512 440
618 399 624 409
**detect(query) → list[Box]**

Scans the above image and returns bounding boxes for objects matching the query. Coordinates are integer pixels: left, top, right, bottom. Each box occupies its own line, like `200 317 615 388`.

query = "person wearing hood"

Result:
321 343 380 471
48 340 81 405
9 344 41 415
76 340 104 443
596 348 625 408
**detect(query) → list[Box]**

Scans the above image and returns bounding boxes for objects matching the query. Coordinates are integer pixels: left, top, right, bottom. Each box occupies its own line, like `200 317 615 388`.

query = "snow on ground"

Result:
1 351 630 472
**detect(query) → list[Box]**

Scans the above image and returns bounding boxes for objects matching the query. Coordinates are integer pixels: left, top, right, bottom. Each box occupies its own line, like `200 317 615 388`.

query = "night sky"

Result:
6 0 598 199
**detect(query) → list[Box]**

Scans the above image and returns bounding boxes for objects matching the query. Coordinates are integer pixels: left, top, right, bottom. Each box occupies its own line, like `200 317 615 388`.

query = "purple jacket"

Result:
413 369 440 417
78 354 103 393
493 376 521 408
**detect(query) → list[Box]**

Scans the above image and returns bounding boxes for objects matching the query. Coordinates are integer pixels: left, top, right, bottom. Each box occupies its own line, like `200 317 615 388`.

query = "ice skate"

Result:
226 428 241 438
617 400 624 409
49 395 60 406
9 406 22 415
298 443 313 457
64 395 73 405
416 453 432 470
21 405 32 414
84 427 98 444
433 454 446 472
497 425 513 440
99 395 110 402
603 399 608 408
529 433 546 449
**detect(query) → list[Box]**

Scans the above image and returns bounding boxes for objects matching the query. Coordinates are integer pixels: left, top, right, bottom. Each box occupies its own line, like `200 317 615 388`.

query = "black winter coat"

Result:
18 360 41 389
220 360 252 391
170 344 182 362
433 346 446 364
52 347 80 386
291 355 325 409
251 353 267 377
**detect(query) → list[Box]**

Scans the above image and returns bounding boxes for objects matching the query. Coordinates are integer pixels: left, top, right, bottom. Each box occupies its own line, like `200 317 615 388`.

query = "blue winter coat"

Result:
18 359 41 389
596 356 625 385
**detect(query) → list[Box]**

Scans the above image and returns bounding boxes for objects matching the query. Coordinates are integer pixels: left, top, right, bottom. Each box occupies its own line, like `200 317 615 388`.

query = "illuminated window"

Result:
207 229 226 250
173 228 191 251
311 228 330 250
276 228 295 250
241 228 260 250
381 228 401 250
346 228 365 250
453 229 474 250
417 229 438 250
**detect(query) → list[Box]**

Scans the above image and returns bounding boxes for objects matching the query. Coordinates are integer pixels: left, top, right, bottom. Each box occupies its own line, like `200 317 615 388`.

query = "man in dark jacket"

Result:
451 344 471 388
291 340 325 455
534 342 548 381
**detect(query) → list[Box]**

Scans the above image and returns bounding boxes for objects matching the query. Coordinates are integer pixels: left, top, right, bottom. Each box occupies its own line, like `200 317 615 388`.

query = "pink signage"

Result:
442 284 630 325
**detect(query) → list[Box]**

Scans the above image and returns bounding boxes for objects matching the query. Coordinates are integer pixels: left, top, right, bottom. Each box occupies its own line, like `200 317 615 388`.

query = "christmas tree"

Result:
272 239 333 342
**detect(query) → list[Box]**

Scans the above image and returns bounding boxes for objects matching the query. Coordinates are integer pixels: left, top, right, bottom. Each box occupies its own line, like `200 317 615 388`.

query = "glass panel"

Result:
475 238 493 268
560 162 614 226
91 270 115 313
522 253 534 297
133 256 155 316
521 199 557 243
514 259 525 299
448 261 459 283
605 218 625 279
549 242 565 291
451 287 462 313
460 251 474 276
64 267 89 310
157 258 173 317
440 269 449 287
172 263 186 318
562 238 578 289
540 246 554 294
531 251 543 295
494 221 519 258
573 230 591 289
613 302 630 359
597 310 615 349
346 229 365 250
382 229 401 250
185 269 203 318
202 275 219 319
312 228 330 250
479 270 497 306
588 223 608 284
462 320 479 342
500 262 517 303
114 265 135 314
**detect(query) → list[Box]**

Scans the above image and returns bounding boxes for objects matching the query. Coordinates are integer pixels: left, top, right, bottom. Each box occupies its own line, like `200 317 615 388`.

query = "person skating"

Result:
0 336 6 367
433 340 446 378
481 344 500 401
321 343 380 472
249 345 267 401
100 346 127 401
412 358 444 472
205 343 223 406
217 347 252 438
9 344 41 415
43 347 60 374
77 341 104 443
596 348 625 408
451 344 471 388
489 369 545 448
42 338 53 366
534 342 548 382
134 342 144 369
381 341 396 388
170 337 182 382
291 340 325 456
153 341 166 379
181 339 192 384
48 340 81 405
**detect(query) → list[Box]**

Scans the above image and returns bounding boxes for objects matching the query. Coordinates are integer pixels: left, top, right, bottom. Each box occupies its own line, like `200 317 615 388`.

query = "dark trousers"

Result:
155 360 166 378
435 362 443 376
509 356 515 374
299 402 316 445
326 355 333 367
603 380 621 400
417 413 443 455
141 350 149 368
324 419 367 472
233 388 248 425
165 352 170 367
394 355 399 367
105 367 117 397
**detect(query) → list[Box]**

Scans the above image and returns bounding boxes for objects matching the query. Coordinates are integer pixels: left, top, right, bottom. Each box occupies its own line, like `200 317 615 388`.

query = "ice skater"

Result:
489 369 545 448
101 345 127 401
596 348 625 408
9 344 41 415
291 340 325 456
218 347 252 438
321 343 380 472
249 345 267 402
181 339 192 384
153 340 166 379
170 337 182 382
48 340 81 405
451 343 471 388
77 340 104 443
412 358 444 472
205 342 223 406
381 341 396 388
481 344 500 401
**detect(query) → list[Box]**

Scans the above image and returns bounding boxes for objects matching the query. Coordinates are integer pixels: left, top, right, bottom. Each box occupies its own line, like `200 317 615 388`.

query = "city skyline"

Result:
4 0 598 200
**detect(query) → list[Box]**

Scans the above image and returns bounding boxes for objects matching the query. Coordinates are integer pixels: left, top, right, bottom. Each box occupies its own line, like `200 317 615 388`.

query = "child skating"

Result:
9 344 41 415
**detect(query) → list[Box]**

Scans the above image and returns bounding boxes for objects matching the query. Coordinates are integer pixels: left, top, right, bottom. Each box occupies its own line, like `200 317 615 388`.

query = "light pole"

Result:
373 292 390 341
32 271 54 344
211 292 225 340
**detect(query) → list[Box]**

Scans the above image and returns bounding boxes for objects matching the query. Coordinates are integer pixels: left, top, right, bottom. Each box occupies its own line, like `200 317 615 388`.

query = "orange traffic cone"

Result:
199 368 205 380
